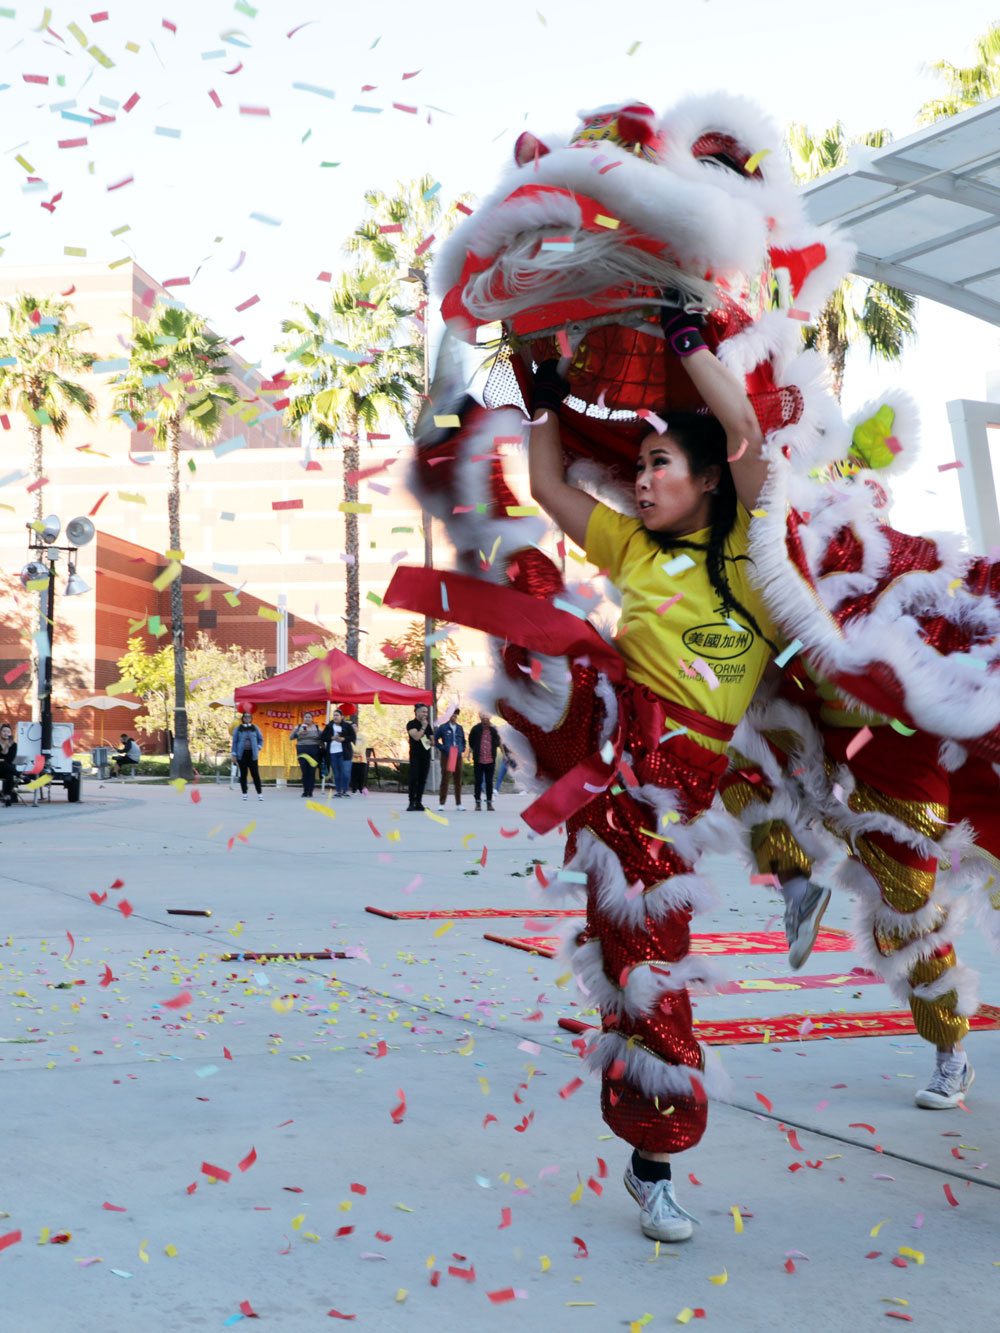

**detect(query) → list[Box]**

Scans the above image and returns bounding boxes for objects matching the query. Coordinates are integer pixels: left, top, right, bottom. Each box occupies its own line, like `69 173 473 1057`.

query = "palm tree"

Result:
345 177 473 697
918 22 1000 123
0 292 95 524
112 305 240 779
785 122 917 400
278 270 420 660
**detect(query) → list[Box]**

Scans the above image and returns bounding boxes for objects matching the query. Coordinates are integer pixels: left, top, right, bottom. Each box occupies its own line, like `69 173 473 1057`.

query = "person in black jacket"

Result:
290 711 322 798
321 709 356 798
406 704 431 811
0 722 18 806
468 712 501 811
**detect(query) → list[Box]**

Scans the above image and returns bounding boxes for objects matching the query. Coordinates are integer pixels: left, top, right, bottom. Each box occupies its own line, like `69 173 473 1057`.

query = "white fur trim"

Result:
586 1030 731 1102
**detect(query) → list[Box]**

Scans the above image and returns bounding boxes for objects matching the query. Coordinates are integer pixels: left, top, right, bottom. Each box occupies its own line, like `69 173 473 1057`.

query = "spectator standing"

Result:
468 712 501 811
351 716 369 793
232 711 264 802
290 711 322 798
406 704 432 811
321 709 356 798
434 708 466 812
0 722 17 806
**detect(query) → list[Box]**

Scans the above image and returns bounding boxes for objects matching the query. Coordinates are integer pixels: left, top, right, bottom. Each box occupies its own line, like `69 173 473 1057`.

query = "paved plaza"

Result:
2 779 998 1331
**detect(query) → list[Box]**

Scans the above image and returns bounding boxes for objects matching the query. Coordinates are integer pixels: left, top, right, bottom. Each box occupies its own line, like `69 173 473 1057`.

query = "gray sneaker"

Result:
781 878 832 970
915 1052 975 1109
623 1164 697 1242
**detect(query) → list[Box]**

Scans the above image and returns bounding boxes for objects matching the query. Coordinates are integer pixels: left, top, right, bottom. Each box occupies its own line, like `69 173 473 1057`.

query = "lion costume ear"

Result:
514 131 551 166
844 389 920 478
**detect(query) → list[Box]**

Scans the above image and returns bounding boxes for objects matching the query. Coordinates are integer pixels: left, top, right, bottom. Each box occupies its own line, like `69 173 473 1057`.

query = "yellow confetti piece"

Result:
540 1255 551 1271
676 1311 695 1326
272 996 294 1014
164 549 184 560
23 775 53 791
947 578 962 597
898 1247 924 1264
139 1240 149 1263
730 1205 743 1234
433 921 454 938
15 154 35 173
478 1077 490 1095
291 1213 305 1231
229 923 243 938
708 1268 728 1285
426 1254 435 1269
386 830 400 843
870 1218 891 1237
38 1227 50 1245
395 1289 408 1303
569 1181 584 1205
64 246 87 257
433 414 461 428
169 778 187 792
238 822 256 838
302 1231 321 1242
195 589 212 603
751 508 767 517
394 1204 413 1212
882 1298 909 1307
338 501 372 513
745 147 771 174
88 43 114 67
164 1244 178 1258
424 810 448 826
257 607 283 621
152 561 182 591
554 971 572 989
461 833 477 849
306 801 337 819
505 505 540 517
595 214 620 229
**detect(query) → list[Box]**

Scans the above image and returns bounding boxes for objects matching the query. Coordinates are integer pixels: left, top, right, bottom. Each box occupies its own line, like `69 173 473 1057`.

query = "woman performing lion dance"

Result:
384 95 1000 1242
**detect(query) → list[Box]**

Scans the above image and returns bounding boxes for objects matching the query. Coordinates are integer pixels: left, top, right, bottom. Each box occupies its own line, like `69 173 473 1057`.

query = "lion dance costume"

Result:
385 96 1000 1154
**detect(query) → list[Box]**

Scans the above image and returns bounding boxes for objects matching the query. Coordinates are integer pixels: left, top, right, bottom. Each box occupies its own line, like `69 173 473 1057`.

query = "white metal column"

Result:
946 399 1000 556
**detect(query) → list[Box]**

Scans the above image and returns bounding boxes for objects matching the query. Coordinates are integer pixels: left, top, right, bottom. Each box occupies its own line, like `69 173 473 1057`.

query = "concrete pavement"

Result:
2 779 998 1331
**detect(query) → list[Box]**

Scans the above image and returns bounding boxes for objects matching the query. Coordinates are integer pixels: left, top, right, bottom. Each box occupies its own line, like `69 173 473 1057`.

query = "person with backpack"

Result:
231 712 264 802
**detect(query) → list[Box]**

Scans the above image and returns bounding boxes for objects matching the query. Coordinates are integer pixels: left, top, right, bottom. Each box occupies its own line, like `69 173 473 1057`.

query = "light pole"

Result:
21 514 94 771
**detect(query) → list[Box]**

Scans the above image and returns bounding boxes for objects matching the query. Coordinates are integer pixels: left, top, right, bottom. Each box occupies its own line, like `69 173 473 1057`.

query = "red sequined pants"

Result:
501 670 727 1153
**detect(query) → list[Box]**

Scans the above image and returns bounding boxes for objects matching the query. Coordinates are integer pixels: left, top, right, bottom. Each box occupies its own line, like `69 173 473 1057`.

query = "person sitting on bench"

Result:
0 722 18 806
112 733 141 777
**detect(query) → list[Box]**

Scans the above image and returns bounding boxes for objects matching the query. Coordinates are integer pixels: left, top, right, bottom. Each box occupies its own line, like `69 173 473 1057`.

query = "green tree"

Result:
380 618 461 691
0 292 95 524
116 636 174 746
277 271 420 660
117 632 268 763
785 122 917 400
918 22 1000 123
112 306 240 779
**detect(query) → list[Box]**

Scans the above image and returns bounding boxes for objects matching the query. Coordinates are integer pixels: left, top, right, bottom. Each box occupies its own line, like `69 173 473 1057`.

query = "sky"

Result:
2 0 999 536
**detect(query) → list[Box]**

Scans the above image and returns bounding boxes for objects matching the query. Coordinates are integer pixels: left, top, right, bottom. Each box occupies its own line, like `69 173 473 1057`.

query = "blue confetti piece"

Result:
439 582 449 614
661 553 696 576
92 357 128 373
422 181 441 200
154 125 182 138
774 637 803 669
212 562 239 574
552 596 587 620
292 81 335 99
249 211 281 226
213 434 247 459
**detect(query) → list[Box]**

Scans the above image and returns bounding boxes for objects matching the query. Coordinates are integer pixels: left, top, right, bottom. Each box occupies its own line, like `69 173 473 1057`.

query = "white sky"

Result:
3 0 999 535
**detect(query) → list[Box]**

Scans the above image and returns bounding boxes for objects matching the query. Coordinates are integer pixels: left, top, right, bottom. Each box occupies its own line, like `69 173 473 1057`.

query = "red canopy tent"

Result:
235 649 432 708
234 649 431 779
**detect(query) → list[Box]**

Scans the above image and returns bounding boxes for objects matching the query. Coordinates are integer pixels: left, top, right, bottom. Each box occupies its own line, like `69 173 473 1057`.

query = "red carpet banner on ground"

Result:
484 929 852 958
559 1005 1000 1046
366 907 585 920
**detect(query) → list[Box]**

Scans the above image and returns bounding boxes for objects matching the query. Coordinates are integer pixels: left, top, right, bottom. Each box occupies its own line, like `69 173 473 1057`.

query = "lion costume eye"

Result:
691 132 763 179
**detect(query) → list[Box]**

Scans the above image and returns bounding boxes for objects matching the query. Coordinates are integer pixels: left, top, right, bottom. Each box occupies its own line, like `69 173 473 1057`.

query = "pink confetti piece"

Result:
943 1183 959 1206
559 1077 584 1099
556 329 571 357
787 308 810 321
691 657 720 690
235 294 260 312
162 990 192 1010
0 1231 22 1252
873 1173 895 1181
208 90 222 108
238 1146 257 1173
201 1161 232 1183
637 408 667 434
102 1202 127 1212
938 461 963 472
498 1207 512 1229
845 726 873 760
239 105 270 117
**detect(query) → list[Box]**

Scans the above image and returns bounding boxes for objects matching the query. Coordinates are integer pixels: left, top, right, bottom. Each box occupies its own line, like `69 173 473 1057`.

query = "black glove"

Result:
660 291 706 358
530 359 569 414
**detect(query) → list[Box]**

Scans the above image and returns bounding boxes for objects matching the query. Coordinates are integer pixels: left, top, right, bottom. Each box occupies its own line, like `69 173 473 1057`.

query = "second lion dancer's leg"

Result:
825 727 973 1052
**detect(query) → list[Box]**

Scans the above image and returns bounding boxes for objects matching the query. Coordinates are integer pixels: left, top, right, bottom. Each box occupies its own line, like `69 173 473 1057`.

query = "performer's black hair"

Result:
642 411 778 653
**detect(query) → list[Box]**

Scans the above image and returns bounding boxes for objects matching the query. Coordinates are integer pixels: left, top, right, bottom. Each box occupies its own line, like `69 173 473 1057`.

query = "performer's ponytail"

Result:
646 412 778 653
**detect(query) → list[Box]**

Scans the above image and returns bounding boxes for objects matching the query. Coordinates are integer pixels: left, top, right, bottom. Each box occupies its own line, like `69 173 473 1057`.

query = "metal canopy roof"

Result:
799 96 1000 326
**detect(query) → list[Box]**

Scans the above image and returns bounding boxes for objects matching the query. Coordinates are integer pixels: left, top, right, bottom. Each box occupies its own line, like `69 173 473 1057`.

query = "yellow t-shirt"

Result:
585 502 776 752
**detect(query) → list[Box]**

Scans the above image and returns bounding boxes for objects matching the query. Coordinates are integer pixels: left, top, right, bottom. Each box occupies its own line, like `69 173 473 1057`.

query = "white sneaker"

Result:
454 805 466 812
437 806 446 813
780 876 831 970
623 1163 697 1242
258 794 264 802
915 1051 975 1109
242 794 248 801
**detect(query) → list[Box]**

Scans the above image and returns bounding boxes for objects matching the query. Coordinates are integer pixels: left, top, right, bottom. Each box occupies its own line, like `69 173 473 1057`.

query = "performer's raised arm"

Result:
661 303 767 512
527 362 598 550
